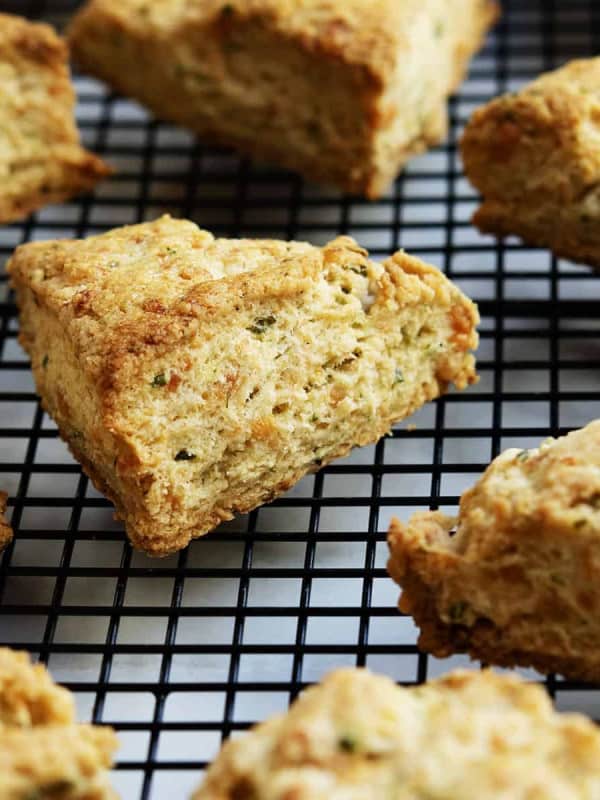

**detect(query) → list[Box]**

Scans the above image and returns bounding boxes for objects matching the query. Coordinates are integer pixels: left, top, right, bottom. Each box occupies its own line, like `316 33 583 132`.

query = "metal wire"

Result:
1 1 600 797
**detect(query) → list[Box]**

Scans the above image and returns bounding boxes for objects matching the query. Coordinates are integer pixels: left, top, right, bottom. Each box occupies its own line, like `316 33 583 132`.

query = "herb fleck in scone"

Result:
9 215 478 556
193 667 600 799
0 647 118 800
0 490 12 550
461 57 600 268
68 0 498 198
388 421 600 682
0 13 111 224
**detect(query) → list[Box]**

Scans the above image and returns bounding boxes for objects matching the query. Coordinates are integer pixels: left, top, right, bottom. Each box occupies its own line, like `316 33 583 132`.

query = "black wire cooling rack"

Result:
1 1 600 797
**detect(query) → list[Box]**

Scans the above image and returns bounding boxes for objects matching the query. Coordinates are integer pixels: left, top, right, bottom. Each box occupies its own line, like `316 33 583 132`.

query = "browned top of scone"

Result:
7 214 478 405
461 56 600 206
0 491 12 551
69 0 499 86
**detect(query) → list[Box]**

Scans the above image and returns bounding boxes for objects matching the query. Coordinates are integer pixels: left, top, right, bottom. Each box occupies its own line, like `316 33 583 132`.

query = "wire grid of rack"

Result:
1 0 600 797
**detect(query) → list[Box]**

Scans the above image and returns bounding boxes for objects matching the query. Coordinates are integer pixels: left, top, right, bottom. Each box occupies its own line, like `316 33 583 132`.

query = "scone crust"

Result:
388 420 600 681
0 12 111 223
461 57 600 267
0 647 118 800
0 490 12 550
68 0 498 197
194 667 600 799
9 215 478 555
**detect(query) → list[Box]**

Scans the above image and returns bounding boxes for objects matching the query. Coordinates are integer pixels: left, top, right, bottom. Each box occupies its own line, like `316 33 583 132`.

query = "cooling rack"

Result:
1 0 600 797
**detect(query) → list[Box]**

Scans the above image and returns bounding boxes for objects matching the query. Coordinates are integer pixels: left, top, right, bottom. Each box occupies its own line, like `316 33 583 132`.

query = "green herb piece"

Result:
516 449 530 463
165 245 177 255
338 735 359 753
310 414 319 423
336 295 348 305
175 449 196 461
341 286 351 294
42 355 49 369
345 264 368 277
448 601 468 623
434 20 445 37
152 373 167 388
248 315 276 336
393 368 404 386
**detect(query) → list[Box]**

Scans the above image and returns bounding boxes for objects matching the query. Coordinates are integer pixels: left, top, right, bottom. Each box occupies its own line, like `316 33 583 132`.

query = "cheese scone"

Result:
0 13 110 224
388 420 600 681
0 647 118 800
193 667 600 799
9 215 478 556
0 490 12 550
461 57 600 268
68 0 498 198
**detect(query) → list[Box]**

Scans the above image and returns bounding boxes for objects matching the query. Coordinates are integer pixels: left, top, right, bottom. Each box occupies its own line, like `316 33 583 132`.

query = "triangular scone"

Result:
9 215 478 555
0 647 118 799
194 668 600 799
0 490 12 551
68 0 498 198
461 58 600 268
0 13 111 224
388 420 600 682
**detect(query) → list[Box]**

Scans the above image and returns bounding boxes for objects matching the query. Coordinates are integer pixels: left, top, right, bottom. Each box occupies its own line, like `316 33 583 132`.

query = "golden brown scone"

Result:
0 490 12 550
68 0 498 198
388 420 600 682
461 58 600 268
0 647 118 800
8 215 478 556
193 667 600 799
0 13 111 224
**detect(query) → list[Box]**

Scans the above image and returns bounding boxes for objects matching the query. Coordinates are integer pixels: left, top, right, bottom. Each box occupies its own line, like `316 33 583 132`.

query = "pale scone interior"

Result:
194 667 600 799
388 420 600 680
0 648 118 800
9 215 478 555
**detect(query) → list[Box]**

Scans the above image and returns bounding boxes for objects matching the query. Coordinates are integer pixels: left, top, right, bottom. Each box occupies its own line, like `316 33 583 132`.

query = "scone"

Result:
193 667 600 799
8 215 478 556
388 421 600 681
0 490 12 550
67 0 498 198
0 13 110 224
0 647 118 800
461 57 600 267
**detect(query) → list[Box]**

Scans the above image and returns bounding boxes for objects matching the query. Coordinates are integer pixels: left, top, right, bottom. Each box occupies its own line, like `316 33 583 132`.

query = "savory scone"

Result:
388 420 600 682
461 57 600 267
193 667 600 799
0 647 118 800
67 0 498 198
0 12 110 224
0 490 12 550
8 215 478 556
